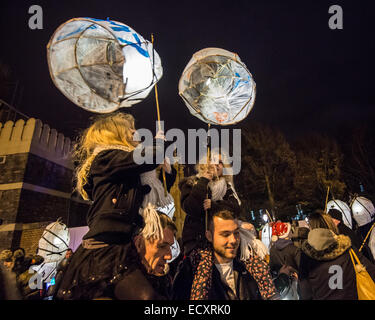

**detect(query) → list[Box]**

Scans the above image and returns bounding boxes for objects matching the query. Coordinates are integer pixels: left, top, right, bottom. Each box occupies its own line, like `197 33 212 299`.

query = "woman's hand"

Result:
155 130 165 141
161 157 172 174
203 199 211 210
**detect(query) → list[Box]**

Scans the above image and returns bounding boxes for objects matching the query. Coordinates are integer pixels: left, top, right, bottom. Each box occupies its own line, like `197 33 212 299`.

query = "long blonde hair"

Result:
74 112 138 200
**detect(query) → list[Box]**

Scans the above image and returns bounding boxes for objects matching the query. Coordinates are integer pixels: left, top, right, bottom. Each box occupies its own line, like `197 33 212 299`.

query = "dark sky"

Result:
1 0 374 141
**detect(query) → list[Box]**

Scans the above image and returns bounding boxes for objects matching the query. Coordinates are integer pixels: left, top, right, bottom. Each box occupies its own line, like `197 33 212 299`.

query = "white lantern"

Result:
37 219 70 264
179 47 256 125
261 223 272 249
327 199 353 229
351 196 375 227
47 17 162 113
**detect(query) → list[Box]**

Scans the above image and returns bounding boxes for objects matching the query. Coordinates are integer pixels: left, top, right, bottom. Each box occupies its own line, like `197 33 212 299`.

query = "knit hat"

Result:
272 222 291 242
328 209 343 223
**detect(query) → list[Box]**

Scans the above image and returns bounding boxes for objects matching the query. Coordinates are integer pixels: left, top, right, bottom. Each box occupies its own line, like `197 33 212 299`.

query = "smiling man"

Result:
172 210 262 300
112 212 177 300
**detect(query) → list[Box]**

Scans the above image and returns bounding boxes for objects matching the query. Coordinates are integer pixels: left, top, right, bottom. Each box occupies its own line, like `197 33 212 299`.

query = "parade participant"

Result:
298 228 375 300
269 222 301 276
172 210 278 300
114 210 177 299
56 112 168 299
0 250 13 270
179 152 241 255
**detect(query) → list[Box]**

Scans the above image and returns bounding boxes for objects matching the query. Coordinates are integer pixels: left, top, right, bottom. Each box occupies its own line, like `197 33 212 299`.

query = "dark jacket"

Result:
112 242 173 300
82 148 160 242
172 256 261 300
298 235 375 300
269 239 301 275
179 176 241 255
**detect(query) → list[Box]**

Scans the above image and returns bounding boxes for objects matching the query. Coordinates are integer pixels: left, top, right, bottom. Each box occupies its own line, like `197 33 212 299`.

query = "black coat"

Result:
179 176 241 255
269 239 301 275
298 235 375 300
83 148 174 242
172 256 261 300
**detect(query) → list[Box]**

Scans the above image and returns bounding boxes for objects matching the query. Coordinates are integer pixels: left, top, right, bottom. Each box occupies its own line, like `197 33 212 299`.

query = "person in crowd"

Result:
291 226 309 249
47 248 74 298
269 221 301 276
306 209 339 234
328 208 374 263
179 152 241 256
298 228 375 300
112 211 177 300
55 112 174 299
172 209 278 300
0 249 13 270
0 262 22 300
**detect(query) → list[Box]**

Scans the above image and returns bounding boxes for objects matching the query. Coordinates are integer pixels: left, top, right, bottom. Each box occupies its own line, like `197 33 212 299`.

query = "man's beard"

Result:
213 243 238 261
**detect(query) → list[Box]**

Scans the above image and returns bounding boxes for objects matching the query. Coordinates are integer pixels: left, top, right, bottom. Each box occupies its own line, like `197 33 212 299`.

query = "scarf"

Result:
189 246 277 300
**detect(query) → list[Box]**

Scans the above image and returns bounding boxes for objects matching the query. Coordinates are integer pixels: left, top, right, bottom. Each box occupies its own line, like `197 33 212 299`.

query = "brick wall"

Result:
0 153 28 184
17 189 70 224
19 225 49 255
23 153 73 192
0 189 21 224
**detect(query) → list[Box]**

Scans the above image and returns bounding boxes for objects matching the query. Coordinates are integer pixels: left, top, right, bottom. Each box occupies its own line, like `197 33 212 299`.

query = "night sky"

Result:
1 0 374 141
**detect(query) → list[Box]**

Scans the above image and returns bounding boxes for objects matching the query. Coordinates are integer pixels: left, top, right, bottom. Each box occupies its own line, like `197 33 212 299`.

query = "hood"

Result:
275 238 294 250
301 234 351 261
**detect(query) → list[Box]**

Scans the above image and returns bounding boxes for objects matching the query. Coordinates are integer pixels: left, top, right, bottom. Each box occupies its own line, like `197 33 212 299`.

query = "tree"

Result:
340 126 375 199
292 134 347 212
237 123 297 221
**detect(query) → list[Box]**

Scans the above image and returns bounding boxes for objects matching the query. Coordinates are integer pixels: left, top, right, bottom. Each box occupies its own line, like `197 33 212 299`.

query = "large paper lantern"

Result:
351 196 375 227
327 199 353 229
47 17 162 113
37 219 70 263
179 47 256 125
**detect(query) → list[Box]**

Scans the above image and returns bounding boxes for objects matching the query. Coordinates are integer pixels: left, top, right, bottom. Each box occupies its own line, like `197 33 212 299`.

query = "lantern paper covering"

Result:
261 223 272 249
47 18 162 113
37 220 70 264
327 199 353 229
351 196 375 227
179 47 256 125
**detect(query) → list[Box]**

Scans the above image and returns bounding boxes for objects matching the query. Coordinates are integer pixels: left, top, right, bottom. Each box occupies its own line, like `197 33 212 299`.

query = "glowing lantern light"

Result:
179 47 256 125
261 223 272 249
37 219 70 263
47 17 162 113
327 199 353 229
351 196 375 227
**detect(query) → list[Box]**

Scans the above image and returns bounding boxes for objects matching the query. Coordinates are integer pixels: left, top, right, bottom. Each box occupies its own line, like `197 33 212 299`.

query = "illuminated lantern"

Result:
47 17 162 113
369 228 375 260
327 199 353 229
351 196 375 227
37 219 70 263
261 223 272 249
34 219 70 283
179 47 256 125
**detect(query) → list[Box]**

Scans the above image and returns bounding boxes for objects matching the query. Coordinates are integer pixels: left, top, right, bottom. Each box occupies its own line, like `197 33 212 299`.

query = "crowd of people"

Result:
1 112 375 300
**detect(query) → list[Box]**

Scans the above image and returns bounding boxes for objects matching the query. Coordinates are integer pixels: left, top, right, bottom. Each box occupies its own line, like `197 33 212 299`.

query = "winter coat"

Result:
269 239 301 275
172 256 261 300
298 235 375 300
82 148 161 242
179 176 241 255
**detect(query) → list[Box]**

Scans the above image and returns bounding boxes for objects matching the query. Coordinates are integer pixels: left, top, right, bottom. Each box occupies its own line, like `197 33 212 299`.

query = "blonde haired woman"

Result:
56 112 168 300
